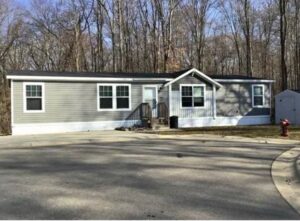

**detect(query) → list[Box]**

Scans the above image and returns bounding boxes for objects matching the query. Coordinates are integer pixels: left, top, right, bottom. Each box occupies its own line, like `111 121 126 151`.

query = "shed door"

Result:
277 96 296 124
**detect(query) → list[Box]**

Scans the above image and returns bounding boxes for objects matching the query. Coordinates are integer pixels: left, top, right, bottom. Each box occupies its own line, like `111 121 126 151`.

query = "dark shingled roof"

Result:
208 74 264 80
8 69 190 79
7 69 268 80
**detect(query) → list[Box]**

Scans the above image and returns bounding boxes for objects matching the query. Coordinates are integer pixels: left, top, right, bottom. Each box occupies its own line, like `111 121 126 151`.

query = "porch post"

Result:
11 80 14 128
269 82 272 116
169 84 172 116
213 84 216 119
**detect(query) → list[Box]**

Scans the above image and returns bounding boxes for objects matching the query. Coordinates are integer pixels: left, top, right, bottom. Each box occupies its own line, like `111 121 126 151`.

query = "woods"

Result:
0 0 300 133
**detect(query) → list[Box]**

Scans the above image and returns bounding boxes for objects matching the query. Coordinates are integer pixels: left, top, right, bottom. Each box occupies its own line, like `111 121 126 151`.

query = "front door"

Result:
143 86 158 117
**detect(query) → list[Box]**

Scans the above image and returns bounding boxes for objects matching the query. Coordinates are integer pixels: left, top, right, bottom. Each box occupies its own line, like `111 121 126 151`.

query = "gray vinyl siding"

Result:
12 77 271 124
158 85 169 108
13 81 166 124
171 75 213 118
170 74 270 118
216 83 271 117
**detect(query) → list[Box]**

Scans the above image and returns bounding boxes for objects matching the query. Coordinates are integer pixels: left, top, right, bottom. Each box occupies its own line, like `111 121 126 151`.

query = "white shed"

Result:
275 90 300 125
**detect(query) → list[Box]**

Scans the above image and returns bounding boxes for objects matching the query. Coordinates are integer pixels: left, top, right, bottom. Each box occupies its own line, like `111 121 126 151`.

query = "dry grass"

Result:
157 125 300 140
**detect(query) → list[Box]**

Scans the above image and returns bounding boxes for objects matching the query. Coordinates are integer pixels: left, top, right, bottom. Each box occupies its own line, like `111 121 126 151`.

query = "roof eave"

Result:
214 79 275 83
6 75 174 82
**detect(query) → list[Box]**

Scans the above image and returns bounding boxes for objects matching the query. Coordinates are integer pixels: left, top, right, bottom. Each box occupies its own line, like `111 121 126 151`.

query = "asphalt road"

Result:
0 135 299 219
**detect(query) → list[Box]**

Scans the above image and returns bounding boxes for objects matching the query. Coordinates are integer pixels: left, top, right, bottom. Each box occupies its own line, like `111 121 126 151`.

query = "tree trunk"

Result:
279 0 288 91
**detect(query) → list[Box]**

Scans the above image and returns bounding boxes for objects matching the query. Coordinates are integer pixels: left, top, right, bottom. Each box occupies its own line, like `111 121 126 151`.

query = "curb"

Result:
271 146 300 215
0 131 299 149
158 134 300 145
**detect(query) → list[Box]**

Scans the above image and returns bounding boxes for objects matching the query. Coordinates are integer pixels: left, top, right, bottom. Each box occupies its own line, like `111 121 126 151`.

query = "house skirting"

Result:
12 115 271 135
12 120 140 135
179 115 271 128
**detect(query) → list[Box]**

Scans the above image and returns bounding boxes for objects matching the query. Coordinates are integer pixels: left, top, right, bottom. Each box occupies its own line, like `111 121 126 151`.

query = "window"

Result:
116 86 129 109
181 84 205 108
23 83 44 112
99 85 113 109
252 85 264 107
97 84 131 111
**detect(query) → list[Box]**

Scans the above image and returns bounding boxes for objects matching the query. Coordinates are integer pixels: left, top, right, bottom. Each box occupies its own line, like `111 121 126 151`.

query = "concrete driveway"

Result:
0 132 299 219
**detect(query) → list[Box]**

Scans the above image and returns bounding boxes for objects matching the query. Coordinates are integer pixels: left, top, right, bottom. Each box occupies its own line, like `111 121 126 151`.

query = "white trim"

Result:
215 79 275 83
164 68 223 88
23 82 45 113
7 74 275 84
169 84 172 116
11 120 140 135
180 84 206 109
269 82 272 115
97 83 131 111
212 84 216 119
10 80 14 125
252 84 265 108
179 115 271 128
7 75 173 82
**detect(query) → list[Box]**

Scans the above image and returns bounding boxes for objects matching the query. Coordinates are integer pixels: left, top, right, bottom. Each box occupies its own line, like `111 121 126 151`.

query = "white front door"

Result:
143 86 158 117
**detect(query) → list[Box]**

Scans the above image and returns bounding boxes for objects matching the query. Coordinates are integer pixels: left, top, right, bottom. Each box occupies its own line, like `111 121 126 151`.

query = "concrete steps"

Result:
152 118 169 131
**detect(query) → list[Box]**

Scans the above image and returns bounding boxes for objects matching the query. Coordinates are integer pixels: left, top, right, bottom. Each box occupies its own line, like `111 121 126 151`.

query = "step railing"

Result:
140 102 152 128
157 102 169 125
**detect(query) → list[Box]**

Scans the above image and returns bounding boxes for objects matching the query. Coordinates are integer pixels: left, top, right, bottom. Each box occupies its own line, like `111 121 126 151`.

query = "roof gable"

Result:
164 68 222 88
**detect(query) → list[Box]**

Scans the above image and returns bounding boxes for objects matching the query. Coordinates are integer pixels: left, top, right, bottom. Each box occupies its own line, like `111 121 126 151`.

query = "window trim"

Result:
180 84 206 109
252 84 265 108
23 82 45 113
97 83 131 111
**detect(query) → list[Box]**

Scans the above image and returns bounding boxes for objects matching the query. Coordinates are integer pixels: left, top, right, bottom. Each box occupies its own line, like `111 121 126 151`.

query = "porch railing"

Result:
125 102 152 128
157 102 169 125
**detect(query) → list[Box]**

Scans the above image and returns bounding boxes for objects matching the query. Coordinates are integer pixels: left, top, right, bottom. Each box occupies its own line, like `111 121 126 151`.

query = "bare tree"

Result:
278 0 288 90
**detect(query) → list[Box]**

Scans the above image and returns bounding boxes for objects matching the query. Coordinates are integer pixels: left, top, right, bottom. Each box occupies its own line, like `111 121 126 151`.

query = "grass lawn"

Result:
156 125 300 140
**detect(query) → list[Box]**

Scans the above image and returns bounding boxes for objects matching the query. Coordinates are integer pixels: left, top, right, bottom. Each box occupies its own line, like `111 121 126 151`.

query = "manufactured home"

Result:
7 68 274 135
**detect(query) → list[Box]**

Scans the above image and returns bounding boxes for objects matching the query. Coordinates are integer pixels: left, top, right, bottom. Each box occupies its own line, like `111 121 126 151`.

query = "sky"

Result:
15 0 31 9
